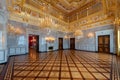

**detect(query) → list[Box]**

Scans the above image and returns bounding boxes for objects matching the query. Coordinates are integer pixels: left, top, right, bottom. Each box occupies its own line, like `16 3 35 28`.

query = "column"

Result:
114 0 120 56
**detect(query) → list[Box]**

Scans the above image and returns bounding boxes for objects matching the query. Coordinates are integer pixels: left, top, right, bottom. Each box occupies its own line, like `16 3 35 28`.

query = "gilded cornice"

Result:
70 11 114 30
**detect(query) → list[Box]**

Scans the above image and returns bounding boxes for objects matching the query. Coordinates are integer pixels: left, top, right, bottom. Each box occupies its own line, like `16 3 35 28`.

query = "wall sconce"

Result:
8 24 23 35
45 36 55 43
64 35 70 40
87 32 94 38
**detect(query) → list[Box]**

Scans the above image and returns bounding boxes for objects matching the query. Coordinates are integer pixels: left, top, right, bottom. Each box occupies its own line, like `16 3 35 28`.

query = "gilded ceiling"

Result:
6 0 118 32
35 0 93 14
25 0 94 15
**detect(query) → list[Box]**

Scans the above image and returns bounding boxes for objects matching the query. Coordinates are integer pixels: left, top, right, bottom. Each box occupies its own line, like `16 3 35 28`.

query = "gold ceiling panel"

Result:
33 0 93 14
23 0 97 22
23 0 98 20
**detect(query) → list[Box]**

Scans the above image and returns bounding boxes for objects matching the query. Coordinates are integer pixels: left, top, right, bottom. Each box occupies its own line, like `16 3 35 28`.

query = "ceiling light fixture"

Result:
87 32 94 38
74 13 83 39
39 3 55 29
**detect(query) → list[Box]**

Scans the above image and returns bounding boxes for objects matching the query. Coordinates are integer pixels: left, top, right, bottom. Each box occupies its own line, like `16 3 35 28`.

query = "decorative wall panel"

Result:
63 39 70 49
0 50 4 61
9 47 26 56
16 48 20 54
9 48 15 55
0 4 8 63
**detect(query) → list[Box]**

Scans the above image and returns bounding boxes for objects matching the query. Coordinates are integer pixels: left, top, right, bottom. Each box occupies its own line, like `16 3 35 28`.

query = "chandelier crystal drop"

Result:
40 16 55 28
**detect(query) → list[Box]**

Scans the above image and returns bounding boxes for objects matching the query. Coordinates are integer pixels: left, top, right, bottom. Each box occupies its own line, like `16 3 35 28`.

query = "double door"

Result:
98 35 110 53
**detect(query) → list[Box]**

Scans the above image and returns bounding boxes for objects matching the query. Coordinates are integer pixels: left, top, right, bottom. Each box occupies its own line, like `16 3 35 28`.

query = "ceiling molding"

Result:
68 0 97 16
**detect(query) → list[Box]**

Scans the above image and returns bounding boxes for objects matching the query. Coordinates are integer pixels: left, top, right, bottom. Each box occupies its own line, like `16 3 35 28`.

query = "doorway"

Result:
98 35 110 53
59 38 63 50
70 38 75 50
29 35 39 53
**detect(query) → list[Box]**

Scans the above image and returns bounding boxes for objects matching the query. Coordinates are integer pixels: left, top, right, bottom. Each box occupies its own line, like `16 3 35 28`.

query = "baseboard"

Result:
111 53 116 55
39 50 59 53
9 53 27 57
39 51 47 53
0 62 7 65
75 49 96 53
63 48 70 50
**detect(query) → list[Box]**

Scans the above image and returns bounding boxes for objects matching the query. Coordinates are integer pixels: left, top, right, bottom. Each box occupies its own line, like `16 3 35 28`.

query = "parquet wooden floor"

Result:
4 50 113 80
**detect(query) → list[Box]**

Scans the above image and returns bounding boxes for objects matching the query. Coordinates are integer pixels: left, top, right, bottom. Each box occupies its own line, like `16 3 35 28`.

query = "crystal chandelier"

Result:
74 30 83 36
8 24 23 35
74 29 83 39
20 12 30 23
39 2 83 38
64 35 69 39
40 16 54 28
64 32 70 40
73 13 83 38
39 3 55 29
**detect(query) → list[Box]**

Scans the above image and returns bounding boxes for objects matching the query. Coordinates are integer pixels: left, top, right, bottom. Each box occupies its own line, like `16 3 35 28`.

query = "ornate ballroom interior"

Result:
0 0 120 80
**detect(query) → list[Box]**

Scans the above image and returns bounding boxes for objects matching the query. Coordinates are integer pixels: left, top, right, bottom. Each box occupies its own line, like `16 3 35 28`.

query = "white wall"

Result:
75 36 96 51
5 20 115 64
75 25 114 53
63 39 70 49
0 0 7 10
8 21 27 56
0 0 8 63
26 27 69 52
7 21 70 54
54 38 58 50
39 37 47 52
